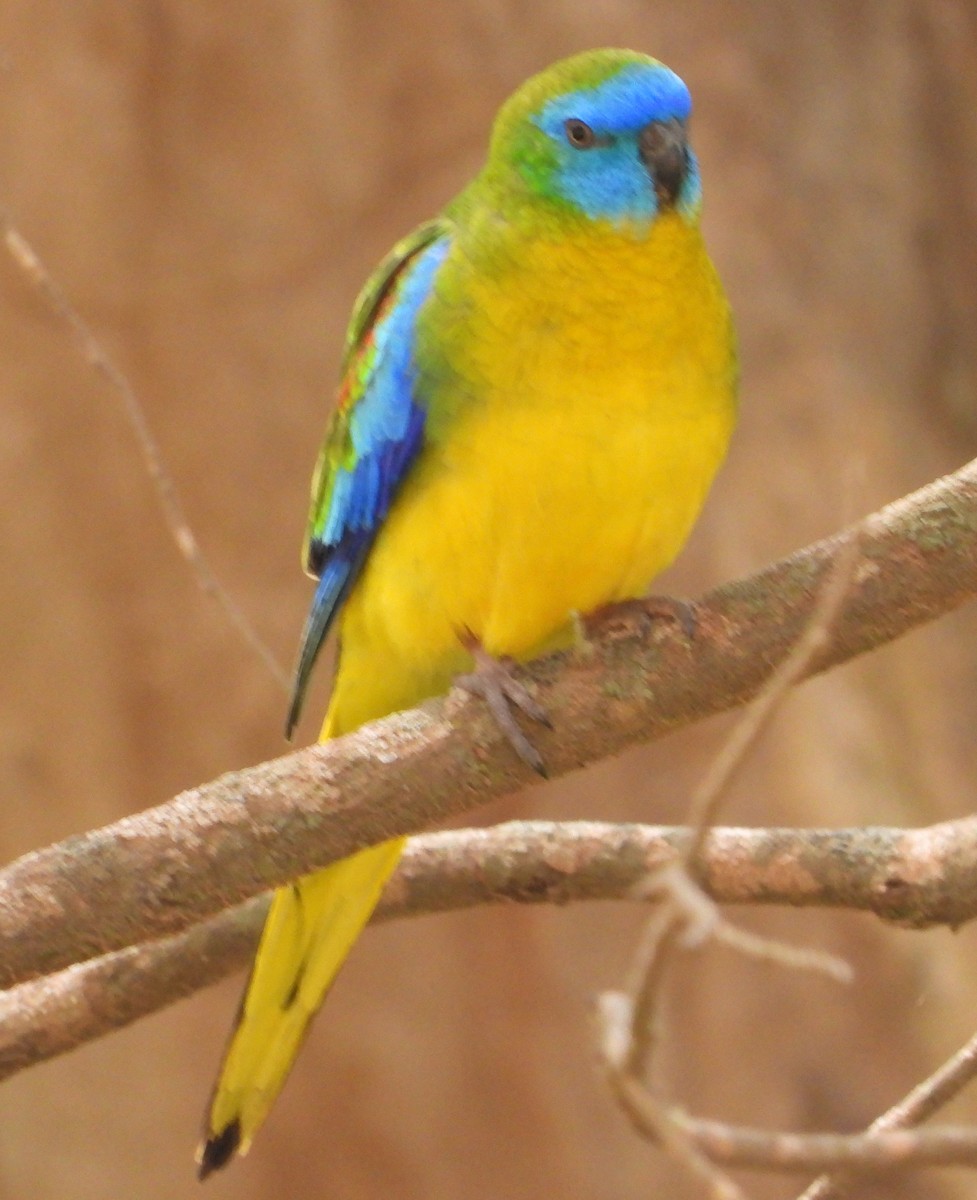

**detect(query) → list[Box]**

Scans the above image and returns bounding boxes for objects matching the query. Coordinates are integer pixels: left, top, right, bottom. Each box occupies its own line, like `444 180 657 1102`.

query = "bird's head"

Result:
485 49 700 229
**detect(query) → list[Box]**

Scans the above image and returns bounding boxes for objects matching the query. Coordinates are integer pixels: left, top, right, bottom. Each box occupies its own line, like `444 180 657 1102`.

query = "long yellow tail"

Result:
197 835 406 1176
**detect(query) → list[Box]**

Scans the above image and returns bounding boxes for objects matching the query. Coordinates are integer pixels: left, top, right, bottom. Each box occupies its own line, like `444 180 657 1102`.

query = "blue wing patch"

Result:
286 232 451 736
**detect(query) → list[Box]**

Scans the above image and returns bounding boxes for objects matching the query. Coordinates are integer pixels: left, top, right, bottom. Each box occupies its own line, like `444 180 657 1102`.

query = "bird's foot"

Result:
580 595 699 643
455 634 551 776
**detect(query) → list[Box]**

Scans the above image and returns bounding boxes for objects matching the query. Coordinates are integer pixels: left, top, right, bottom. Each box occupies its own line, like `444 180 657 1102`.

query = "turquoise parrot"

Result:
199 46 737 1175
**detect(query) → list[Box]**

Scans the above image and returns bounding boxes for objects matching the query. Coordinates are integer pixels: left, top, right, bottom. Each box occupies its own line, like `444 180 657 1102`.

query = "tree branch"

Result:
0 457 974 993
797 1028 977 1199
620 1084 977 1174
4 816 977 1082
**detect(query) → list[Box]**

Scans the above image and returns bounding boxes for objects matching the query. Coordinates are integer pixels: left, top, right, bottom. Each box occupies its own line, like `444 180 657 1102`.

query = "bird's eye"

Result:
564 119 597 149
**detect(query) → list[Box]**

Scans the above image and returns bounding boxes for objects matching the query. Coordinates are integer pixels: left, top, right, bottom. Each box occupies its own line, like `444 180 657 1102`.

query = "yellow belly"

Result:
328 214 736 734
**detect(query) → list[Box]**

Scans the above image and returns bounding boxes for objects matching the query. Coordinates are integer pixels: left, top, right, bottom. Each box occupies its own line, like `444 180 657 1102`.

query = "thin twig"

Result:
607 1049 977 1177
2 219 290 692
797 1028 977 1199
611 1075 748 1199
684 525 862 863
600 525 863 1194
633 1107 977 1173
711 921 851 985
622 899 686 1081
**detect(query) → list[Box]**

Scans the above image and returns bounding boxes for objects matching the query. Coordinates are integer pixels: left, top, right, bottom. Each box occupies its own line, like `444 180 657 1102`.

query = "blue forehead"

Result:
535 63 691 139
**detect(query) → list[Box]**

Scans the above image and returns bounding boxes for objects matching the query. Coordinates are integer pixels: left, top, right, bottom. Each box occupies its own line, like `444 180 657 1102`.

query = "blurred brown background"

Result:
1 2 977 1198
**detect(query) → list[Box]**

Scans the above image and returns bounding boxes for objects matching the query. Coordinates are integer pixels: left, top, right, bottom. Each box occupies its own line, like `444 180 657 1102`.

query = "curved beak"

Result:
639 117 689 209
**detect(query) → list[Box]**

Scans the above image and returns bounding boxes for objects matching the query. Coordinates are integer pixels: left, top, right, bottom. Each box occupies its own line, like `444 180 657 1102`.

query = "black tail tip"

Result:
197 1121 241 1181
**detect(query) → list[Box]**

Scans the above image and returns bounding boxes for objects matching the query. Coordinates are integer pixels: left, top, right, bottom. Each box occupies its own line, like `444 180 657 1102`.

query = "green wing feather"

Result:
301 218 450 576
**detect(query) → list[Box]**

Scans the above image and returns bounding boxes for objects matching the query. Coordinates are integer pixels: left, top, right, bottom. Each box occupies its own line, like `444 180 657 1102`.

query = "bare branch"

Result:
2 220 290 692
797 1029 977 1199
684 523 862 861
0 458 973 993
609 1071 748 1199
710 921 851 985
620 892 685 1082
597 525 856 1193
615 1085 977 1173
3 818 977 1084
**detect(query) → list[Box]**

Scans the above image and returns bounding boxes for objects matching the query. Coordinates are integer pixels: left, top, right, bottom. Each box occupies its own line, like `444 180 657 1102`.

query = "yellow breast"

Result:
328 214 736 733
